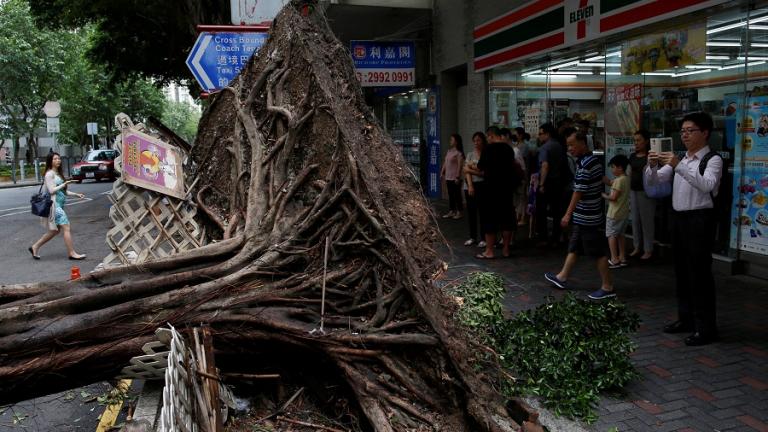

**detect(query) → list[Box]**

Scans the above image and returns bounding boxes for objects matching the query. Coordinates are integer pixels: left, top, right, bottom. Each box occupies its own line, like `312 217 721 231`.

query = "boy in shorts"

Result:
603 155 631 269
544 131 615 300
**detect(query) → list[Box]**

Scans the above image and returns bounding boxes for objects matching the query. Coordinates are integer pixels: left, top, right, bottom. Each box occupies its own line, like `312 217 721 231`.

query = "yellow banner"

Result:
622 21 706 75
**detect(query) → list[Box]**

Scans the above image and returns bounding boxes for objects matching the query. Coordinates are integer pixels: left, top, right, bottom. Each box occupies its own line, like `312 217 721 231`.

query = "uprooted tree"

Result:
0 3 535 430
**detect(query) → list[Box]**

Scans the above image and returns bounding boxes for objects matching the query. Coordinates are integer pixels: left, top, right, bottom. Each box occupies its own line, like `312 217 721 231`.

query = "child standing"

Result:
603 155 631 269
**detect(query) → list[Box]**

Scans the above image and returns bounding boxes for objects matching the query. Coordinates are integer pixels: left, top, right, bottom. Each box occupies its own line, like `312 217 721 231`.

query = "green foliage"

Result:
0 0 71 146
453 272 506 334
161 100 201 145
452 272 640 423
27 0 230 86
0 0 166 156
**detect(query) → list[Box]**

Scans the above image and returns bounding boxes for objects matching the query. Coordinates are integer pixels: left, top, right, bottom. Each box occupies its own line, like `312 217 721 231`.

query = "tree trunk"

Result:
0 2 535 430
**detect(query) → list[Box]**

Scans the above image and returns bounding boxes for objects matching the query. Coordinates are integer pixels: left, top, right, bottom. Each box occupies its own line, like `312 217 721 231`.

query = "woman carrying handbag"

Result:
29 152 87 260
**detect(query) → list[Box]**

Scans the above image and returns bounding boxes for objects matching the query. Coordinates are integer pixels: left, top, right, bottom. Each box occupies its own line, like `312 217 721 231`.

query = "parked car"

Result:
71 149 120 183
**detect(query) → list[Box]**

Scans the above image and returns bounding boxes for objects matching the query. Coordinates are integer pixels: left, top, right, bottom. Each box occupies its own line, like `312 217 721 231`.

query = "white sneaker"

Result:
452 212 462 220
477 241 487 248
464 239 475 246
442 211 454 219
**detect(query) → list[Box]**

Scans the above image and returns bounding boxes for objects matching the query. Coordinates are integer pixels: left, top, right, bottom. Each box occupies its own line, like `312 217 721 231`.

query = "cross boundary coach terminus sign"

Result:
186 29 268 93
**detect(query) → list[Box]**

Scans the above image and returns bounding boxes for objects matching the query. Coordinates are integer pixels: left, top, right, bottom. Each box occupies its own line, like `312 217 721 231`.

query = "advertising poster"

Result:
426 88 441 198
122 129 185 199
622 21 706 75
606 84 642 137
730 96 768 254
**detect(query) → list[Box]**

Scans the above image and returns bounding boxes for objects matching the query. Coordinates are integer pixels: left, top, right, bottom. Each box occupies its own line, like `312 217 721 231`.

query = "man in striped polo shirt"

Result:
545 131 615 300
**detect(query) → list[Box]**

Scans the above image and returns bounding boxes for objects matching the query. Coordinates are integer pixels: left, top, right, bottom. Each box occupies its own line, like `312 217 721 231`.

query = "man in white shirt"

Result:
645 112 723 346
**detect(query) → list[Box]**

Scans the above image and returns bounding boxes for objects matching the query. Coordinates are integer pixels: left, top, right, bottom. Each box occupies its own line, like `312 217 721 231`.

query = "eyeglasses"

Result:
679 128 701 135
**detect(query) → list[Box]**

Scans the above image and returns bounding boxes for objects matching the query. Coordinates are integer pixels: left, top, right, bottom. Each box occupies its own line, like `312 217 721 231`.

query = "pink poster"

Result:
121 129 185 199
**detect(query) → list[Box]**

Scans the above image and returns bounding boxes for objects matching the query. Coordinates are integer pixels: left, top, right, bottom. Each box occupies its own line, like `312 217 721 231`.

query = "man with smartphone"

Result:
645 112 723 346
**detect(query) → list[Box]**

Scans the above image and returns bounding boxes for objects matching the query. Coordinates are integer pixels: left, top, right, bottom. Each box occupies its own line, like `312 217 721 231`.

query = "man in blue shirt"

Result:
545 131 614 299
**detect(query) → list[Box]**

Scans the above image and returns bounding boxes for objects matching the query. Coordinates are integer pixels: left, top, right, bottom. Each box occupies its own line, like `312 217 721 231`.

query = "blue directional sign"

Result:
186 32 268 92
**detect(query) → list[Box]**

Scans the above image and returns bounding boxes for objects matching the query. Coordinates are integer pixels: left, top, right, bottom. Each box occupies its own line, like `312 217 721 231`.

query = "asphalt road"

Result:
0 181 114 284
0 180 126 431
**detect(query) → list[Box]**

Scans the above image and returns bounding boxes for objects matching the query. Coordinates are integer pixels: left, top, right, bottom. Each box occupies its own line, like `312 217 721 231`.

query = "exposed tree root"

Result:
0 2 535 430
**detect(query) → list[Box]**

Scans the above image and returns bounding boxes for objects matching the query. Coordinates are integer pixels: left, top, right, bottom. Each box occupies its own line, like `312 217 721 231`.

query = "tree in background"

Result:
161 100 202 145
27 0 229 89
0 0 70 169
1 0 167 166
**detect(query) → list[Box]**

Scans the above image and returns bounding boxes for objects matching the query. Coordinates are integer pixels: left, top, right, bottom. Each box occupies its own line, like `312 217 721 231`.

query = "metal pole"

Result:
319 236 329 333
90 133 95 150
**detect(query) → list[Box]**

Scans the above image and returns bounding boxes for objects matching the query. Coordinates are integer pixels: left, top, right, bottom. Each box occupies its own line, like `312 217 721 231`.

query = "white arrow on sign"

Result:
190 34 215 91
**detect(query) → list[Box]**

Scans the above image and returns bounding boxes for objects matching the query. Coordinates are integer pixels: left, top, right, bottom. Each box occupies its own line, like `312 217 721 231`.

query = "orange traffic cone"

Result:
70 266 81 280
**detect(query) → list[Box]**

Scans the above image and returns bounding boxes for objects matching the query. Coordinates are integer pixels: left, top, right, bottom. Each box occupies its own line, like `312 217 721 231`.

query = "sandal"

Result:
475 253 495 260
28 246 40 260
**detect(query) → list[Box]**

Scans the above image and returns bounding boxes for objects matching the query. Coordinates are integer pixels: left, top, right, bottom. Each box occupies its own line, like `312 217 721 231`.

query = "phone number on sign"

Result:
356 70 414 85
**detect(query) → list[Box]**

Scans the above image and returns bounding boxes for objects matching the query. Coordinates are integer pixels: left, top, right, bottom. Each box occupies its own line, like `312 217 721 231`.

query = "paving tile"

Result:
695 356 721 368
740 376 768 391
657 409 689 422
743 346 768 358
712 408 748 420
737 415 768 432
635 400 664 415
647 365 673 379
711 388 745 399
432 204 768 432
688 387 716 402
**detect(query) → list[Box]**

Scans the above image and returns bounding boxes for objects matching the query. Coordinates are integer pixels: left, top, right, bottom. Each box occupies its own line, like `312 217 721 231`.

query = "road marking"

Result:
95 379 132 432
0 198 94 219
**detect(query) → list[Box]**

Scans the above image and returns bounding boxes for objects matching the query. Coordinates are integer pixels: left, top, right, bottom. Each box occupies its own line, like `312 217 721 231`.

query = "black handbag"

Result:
30 184 52 217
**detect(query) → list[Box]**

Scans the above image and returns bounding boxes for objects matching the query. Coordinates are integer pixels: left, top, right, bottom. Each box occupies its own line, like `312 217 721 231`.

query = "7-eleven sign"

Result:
564 0 599 46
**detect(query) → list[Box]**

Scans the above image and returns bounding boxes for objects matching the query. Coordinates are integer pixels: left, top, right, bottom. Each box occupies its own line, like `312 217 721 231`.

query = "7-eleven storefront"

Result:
474 0 768 276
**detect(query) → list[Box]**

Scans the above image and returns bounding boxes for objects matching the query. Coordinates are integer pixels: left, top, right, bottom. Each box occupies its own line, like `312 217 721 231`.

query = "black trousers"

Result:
535 182 564 243
464 182 484 241
446 180 463 212
671 209 717 335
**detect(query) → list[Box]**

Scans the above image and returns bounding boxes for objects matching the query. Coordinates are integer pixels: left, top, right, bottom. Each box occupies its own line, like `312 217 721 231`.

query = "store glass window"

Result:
487 3 768 259
386 90 428 177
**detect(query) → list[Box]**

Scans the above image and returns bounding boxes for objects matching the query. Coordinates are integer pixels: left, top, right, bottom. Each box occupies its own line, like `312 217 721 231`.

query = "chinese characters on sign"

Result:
122 129 186 199
426 88 440 198
606 84 642 136
350 41 415 87
186 32 268 92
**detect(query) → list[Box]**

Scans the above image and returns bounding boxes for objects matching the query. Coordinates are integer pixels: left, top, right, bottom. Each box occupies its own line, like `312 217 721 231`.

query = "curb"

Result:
0 181 42 189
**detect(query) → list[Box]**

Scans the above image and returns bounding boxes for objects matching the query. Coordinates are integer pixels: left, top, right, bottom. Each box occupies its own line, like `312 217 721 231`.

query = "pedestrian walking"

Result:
646 112 723 346
544 131 614 299
29 152 87 261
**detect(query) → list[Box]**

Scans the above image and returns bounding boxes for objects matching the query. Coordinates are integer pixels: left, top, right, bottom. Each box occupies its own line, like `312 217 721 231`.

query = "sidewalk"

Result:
0 178 42 189
432 201 768 432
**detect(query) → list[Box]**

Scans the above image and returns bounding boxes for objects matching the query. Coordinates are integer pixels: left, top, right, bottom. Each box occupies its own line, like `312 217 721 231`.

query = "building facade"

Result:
424 0 768 276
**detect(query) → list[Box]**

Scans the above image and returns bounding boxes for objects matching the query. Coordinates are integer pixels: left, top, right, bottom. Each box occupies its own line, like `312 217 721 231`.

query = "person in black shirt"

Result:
476 126 517 259
536 123 567 246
